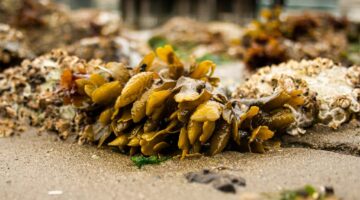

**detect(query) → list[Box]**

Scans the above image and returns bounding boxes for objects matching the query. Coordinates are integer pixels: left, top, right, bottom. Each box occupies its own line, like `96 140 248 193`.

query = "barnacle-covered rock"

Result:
65 36 139 65
0 23 33 68
0 0 124 56
233 58 360 134
0 49 102 138
0 0 81 55
60 45 305 158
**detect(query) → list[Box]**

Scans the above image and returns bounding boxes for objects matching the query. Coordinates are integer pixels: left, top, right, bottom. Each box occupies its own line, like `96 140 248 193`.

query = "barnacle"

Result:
0 23 33 68
60 45 305 158
0 49 103 139
233 58 360 134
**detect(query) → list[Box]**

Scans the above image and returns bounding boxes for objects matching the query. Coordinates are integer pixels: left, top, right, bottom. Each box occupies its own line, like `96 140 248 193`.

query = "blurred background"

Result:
55 0 360 29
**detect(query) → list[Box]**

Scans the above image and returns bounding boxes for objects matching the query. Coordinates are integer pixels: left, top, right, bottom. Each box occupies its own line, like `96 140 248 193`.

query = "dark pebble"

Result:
184 169 246 194
212 181 236 194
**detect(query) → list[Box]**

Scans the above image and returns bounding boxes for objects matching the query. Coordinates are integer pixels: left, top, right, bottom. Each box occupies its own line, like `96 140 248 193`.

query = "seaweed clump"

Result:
240 8 352 69
148 17 238 63
60 45 305 157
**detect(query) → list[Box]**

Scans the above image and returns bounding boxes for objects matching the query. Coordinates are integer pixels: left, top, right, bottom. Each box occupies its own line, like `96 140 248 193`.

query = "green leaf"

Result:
196 53 230 65
148 36 169 49
304 184 316 196
280 190 297 200
131 155 169 169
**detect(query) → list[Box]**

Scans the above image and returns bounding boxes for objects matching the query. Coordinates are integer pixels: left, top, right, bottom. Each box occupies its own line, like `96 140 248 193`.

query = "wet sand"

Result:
1 128 359 200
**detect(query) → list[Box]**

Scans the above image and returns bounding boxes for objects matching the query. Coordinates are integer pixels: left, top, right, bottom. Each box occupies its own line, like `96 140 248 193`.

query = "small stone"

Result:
324 186 335 195
91 154 99 159
48 190 63 195
184 169 246 194
212 180 236 194
225 174 246 186
184 171 217 184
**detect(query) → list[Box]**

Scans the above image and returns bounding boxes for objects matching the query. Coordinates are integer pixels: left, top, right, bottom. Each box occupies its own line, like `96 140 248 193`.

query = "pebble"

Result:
184 169 246 194
48 190 63 195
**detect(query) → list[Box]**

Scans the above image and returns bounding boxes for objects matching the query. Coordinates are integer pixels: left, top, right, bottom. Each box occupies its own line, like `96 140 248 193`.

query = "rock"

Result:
212 180 236 193
185 169 218 184
184 169 246 194
282 121 360 156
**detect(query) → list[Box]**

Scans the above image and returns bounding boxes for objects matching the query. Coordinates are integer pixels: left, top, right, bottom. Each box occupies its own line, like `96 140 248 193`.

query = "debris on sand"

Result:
278 185 338 200
185 169 246 194
131 155 169 168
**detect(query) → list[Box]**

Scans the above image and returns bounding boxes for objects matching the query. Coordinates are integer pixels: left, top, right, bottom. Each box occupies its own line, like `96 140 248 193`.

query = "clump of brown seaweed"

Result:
240 8 352 69
148 17 239 62
233 58 360 134
59 45 304 157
